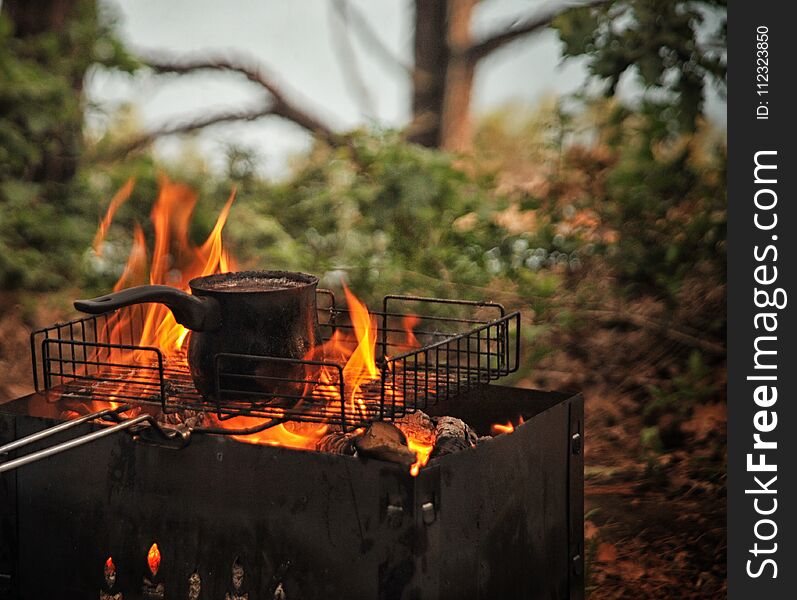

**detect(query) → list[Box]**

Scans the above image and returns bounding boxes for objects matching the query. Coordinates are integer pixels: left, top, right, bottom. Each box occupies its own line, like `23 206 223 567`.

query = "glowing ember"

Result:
147 543 161 576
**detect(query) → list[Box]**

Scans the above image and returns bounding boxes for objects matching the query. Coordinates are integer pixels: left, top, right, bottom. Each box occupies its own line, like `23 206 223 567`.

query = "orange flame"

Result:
96 177 237 360
92 179 432 475
93 178 135 256
136 180 237 357
408 438 433 476
147 543 161 576
216 415 329 450
105 556 115 573
113 223 148 292
341 284 379 414
402 314 421 349
491 415 524 436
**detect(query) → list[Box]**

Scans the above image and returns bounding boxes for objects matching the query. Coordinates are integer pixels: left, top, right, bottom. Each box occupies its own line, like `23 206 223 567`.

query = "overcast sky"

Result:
87 0 726 178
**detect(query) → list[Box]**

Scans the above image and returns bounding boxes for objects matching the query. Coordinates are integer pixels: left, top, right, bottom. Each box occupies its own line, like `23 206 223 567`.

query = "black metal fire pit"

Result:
0 384 583 600
0 289 583 599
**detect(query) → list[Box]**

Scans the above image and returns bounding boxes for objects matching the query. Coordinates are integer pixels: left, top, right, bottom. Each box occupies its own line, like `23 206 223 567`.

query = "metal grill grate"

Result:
31 291 520 431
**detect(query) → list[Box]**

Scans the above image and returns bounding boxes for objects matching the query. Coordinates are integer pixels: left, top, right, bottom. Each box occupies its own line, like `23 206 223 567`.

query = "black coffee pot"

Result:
74 270 321 400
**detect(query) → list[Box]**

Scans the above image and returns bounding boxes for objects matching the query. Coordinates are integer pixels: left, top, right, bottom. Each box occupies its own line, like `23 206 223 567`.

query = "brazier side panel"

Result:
417 396 579 600
1 385 584 600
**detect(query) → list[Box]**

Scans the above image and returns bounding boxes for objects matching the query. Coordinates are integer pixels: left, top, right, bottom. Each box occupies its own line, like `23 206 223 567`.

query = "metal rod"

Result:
0 413 151 473
0 406 128 455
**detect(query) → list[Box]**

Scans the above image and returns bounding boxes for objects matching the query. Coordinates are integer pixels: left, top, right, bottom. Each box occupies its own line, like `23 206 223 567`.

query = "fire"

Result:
105 556 115 573
137 179 237 357
341 285 379 414
92 179 434 475
147 543 161 576
96 177 238 360
491 415 524 435
402 314 421 349
407 438 433 476
216 415 329 450
93 178 135 255
113 223 148 292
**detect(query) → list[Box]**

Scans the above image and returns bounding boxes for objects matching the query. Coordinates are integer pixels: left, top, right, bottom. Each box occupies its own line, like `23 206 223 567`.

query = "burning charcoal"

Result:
142 543 164 600
393 410 435 446
187 571 201 600
267 560 290 600
353 422 417 467
224 557 249 600
157 409 205 429
315 430 358 455
430 416 478 458
272 583 287 600
163 379 180 398
100 556 122 600
61 384 94 401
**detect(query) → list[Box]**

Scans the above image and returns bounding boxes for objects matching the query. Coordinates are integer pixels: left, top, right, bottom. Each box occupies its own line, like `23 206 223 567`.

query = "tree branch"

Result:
97 104 278 162
338 0 411 76
330 0 377 118
465 0 613 63
141 52 347 147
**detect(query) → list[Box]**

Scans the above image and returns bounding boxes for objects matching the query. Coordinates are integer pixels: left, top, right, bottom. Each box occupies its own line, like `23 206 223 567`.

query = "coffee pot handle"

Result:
74 285 222 331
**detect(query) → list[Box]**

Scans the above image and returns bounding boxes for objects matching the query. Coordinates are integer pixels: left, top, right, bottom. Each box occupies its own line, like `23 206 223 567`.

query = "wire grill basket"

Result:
31 291 520 431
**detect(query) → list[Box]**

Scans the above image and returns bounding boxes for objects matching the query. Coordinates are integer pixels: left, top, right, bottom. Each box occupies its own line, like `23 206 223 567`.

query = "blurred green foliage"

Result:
554 0 726 132
582 102 726 301
0 1 727 402
80 131 565 310
0 1 136 290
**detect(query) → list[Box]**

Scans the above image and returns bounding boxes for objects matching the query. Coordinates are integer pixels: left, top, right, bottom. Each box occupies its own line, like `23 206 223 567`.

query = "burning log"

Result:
430 416 477 458
349 411 480 470
353 422 416 467
315 430 358 455
394 411 435 446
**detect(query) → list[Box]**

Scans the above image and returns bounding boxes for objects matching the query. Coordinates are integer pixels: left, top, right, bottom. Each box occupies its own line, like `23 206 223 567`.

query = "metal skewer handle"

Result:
0 406 186 473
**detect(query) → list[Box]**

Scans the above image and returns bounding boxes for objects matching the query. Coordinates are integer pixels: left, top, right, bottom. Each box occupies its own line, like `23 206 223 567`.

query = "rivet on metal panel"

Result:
572 554 583 576
386 502 404 528
421 501 435 525
571 432 581 455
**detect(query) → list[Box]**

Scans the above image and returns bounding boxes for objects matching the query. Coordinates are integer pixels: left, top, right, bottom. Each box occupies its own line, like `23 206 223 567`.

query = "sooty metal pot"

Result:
74 270 321 400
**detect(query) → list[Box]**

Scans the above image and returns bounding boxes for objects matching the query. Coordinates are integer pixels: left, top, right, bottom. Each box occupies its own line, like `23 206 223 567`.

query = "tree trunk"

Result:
3 0 87 184
408 0 448 148
408 0 477 151
441 0 476 152
3 0 77 35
